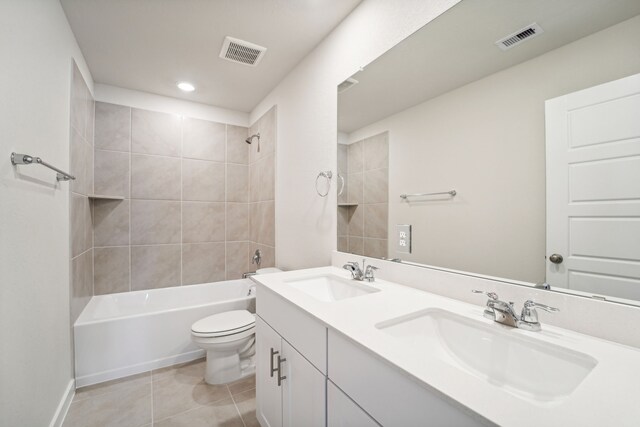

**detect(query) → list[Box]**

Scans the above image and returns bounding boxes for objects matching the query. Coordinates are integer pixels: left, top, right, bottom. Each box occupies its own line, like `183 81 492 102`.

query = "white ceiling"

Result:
338 0 640 133
61 0 362 112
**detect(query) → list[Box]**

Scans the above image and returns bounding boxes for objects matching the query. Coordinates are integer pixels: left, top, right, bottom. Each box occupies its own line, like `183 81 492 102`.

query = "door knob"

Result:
549 254 563 264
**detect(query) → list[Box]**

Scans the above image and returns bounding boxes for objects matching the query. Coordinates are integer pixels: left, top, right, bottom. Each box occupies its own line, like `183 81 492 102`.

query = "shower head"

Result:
245 133 261 152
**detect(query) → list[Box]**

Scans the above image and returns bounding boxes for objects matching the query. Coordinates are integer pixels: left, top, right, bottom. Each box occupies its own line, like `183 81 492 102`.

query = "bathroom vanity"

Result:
253 266 640 427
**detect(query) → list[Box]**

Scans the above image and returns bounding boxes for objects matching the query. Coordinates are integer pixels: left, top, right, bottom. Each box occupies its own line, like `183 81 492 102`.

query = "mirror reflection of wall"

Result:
337 0 640 303
337 132 389 259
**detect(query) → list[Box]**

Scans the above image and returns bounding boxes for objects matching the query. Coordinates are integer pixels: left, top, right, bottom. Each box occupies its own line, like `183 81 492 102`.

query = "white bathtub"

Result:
74 279 255 387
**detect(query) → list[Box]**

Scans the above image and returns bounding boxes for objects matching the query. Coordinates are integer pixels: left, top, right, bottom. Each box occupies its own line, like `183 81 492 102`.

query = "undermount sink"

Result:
376 308 597 402
284 274 380 302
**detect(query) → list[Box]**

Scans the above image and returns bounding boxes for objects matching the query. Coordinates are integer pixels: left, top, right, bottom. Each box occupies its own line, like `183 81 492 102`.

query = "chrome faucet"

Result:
472 290 559 331
343 259 379 282
252 249 262 267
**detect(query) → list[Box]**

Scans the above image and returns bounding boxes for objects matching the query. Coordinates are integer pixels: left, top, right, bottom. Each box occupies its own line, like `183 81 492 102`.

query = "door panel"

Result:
256 316 282 427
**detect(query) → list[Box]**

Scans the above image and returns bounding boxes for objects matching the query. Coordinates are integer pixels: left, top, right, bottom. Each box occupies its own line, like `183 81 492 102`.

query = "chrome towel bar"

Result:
11 152 76 181
400 190 456 199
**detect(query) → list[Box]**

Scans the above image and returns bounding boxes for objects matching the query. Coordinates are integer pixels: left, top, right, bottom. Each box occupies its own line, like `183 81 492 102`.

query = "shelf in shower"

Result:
338 203 358 207
88 194 125 201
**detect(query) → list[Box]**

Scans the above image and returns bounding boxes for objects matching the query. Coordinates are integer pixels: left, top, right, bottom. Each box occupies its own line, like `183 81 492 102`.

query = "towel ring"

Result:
316 171 333 197
337 173 345 197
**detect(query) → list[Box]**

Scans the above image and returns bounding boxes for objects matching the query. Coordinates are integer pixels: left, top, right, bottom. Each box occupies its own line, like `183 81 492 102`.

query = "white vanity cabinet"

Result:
256 286 327 427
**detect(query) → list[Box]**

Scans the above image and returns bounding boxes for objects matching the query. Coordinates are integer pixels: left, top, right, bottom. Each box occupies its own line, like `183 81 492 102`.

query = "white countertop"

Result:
253 266 640 427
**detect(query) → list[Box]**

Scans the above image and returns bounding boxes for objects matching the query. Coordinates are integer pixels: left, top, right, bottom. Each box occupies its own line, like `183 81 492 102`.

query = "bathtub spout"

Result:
242 272 257 279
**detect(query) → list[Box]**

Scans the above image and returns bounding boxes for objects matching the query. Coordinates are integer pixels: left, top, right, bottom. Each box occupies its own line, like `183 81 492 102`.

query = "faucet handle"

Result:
364 265 378 282
523 300 559 313
472 289 498 300
519 300 559 331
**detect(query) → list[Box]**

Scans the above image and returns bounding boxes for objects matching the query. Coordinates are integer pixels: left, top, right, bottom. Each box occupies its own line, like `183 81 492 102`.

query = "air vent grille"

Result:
338 77 359 93
495 23 544 51
219 36 267 66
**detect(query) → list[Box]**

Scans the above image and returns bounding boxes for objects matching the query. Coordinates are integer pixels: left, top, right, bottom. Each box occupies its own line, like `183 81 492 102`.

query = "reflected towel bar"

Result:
400 190 456 199
10 152 76 181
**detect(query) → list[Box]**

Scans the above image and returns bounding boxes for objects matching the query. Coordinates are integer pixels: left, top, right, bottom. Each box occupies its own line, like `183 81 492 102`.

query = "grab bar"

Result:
400 190 456 199
10 152 75 181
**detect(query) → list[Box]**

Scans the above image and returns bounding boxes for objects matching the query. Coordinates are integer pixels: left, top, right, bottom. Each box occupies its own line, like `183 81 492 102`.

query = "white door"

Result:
281 340 326 427
546 72 640 302
256 316 283 427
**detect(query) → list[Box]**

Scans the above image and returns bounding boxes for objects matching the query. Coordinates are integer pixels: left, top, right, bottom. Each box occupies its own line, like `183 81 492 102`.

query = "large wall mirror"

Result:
337 0 640 305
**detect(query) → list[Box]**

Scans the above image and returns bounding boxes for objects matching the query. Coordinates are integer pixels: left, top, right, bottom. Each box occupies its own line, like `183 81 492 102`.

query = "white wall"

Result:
250 0 461 270
0 1 93 425
94 84 249 126
346 15 640 283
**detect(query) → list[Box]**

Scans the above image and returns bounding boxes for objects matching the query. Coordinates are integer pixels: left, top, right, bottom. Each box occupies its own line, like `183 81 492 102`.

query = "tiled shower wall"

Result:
91 102 276 294
248 107 277 268
69 62 95 323
337 131 389 259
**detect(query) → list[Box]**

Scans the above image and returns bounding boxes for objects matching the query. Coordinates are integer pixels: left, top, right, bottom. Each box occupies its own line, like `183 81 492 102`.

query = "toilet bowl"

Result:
191 310 256 385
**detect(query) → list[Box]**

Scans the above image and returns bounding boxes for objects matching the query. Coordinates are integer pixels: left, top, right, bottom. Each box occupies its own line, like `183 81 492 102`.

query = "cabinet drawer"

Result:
328 330 488 427
257 284 327 373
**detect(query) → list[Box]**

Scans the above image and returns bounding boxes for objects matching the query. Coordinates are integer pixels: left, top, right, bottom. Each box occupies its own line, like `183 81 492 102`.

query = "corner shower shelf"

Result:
88 194 125 201
338 203 358 207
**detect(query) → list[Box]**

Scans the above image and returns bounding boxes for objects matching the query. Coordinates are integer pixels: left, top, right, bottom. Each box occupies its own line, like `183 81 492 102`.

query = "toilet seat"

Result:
191 310 255 338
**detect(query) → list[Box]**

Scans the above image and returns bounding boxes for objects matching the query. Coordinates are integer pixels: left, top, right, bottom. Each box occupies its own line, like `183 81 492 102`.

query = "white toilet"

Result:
191 310 256 385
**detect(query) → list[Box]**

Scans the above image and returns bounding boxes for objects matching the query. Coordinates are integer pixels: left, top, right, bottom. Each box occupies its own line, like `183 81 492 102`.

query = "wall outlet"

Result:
396 224 412 254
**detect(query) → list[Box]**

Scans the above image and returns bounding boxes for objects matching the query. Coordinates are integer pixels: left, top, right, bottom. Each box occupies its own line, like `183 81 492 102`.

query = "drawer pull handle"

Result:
277 356 287 386
270 348 279 378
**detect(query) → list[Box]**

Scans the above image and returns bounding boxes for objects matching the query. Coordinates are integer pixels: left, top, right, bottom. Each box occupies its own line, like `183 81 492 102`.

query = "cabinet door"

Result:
256 316 282 427
328 381 380 427
281 340 326 427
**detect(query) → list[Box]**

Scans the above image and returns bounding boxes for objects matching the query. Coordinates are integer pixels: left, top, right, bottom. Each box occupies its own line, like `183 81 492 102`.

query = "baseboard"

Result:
49 379 75 427
75 349 205 388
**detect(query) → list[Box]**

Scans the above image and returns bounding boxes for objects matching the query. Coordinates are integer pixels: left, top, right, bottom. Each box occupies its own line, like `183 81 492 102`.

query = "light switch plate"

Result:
396 224 412 253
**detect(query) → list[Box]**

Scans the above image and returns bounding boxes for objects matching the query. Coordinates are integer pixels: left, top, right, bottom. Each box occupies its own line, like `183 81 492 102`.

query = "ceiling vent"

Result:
219 36 267 67
338 77 359 93
495 23 544 51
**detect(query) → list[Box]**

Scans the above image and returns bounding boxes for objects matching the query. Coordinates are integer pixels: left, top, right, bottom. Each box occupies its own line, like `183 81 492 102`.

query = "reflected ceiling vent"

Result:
338 77 359 93
495 23 544 51
219 36 267 66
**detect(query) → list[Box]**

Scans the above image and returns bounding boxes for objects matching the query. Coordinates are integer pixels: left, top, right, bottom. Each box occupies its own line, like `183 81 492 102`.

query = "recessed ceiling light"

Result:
177 81 195 92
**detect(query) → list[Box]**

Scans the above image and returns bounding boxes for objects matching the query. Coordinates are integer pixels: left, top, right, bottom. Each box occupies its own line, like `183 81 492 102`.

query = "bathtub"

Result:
74 279 255 387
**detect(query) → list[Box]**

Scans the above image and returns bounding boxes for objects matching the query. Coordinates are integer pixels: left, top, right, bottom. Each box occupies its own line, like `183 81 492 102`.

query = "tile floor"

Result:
63 359 258 427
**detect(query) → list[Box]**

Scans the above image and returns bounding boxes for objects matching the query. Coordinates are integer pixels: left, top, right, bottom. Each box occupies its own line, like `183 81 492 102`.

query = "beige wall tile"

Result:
338 236 349 253
364 203 388 239
226 203 249 241
131 245 181 290
87 98 95 146
250 201 274 246
71 62 89 140
337 206 349 236
70 128 87 195
95 102 131 152
227 164 248 202
249 154 275 202
95 150 130 198
347 172 363 204
182 243 226 285
364 238 388 259
364 168 389 204
338 173 349 204
131 154 181 200
131 108 181 157
227 125 249 164
94 247 130 295
348 236 364 256
70 249 93 323
93 199 129 247
348 140 363 174
348 205 364 237
226 242 250 280
337 144 348 175
85 140 94 195
183 117 225 162
182 159 225 202
249 106 276 163
71 194 90 257
131 200 181 245
363 132 388 171
182 202 225 243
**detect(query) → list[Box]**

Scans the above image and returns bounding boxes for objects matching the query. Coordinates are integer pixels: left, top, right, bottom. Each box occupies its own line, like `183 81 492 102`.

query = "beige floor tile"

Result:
152 360 231 422
232 388 258 427
63 381 151 427
74 372 151 402
227 375 256 396
153 398 243 427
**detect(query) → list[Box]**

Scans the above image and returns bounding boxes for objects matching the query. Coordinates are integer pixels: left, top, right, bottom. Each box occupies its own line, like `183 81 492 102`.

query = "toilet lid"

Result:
191 310 255 335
